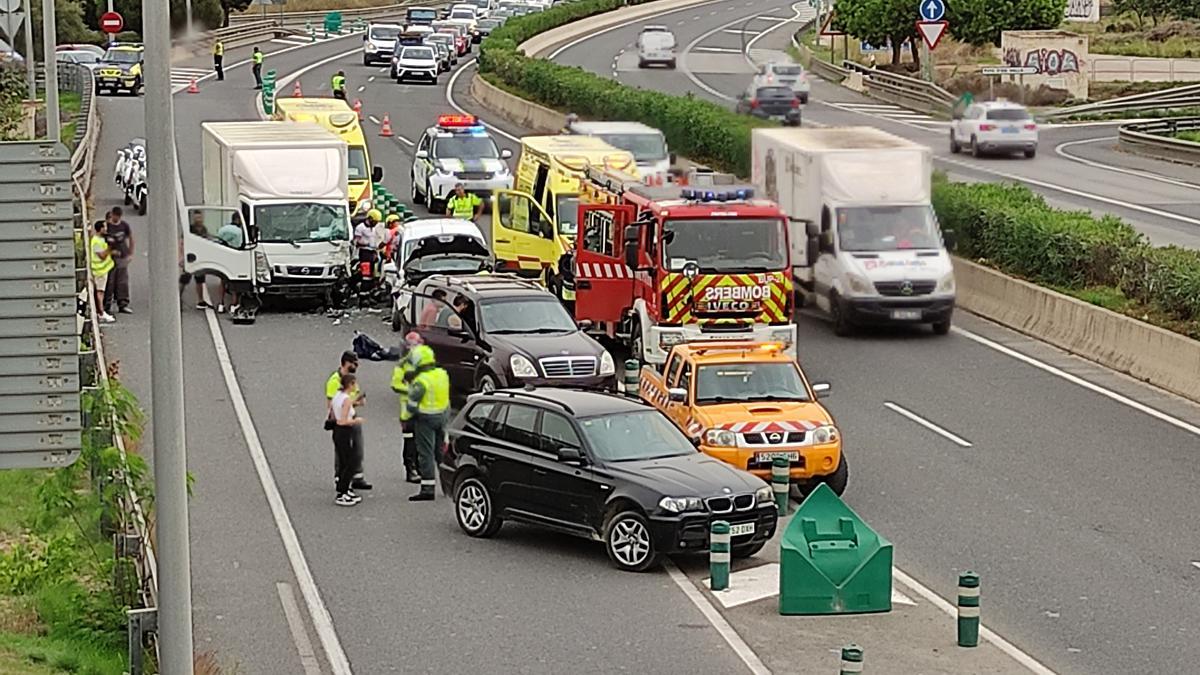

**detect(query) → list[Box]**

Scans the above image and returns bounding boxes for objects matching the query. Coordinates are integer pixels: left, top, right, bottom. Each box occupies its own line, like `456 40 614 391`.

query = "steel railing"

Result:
1043 82 1200 119
1118 117 1200 166
837 59 956 116
228 2 415 26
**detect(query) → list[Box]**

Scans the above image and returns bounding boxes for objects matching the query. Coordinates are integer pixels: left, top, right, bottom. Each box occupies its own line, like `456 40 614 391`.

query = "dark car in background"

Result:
439 388 780 572
396 274 617 393
736 84 801 126
476 18 503 37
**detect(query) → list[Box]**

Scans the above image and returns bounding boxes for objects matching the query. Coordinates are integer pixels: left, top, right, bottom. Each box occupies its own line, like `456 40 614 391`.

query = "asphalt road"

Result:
93 4 1200 673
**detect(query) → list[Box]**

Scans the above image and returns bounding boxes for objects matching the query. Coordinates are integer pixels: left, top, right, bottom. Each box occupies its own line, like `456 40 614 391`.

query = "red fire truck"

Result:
572 166 797 365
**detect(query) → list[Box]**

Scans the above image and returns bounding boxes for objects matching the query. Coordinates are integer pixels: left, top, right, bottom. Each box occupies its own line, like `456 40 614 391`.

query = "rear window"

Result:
756 86 793 99
402 47 435 60
772 65 802 76
986 108 1031 121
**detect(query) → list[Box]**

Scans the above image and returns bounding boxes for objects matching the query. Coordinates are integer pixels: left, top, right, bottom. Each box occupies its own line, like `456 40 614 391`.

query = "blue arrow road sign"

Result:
919 0 945 21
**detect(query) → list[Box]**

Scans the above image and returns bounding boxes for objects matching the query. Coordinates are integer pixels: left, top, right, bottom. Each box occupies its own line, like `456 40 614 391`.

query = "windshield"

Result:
347 146 369 181
578 411 696 462
986 108 1031 121
253 203 349 244
433 136 499 159
695 363 809 404
663 218 787 272
408 256 486 274
479 19 500 29
408 9 437 21
479 298 576 333
450 10 474 19
370 26 401 40
60 51 99 63
103 50 140 64
428 34 453 45
556 195 580 235
401 47 434 60
596 132 667 162
836 205 941 252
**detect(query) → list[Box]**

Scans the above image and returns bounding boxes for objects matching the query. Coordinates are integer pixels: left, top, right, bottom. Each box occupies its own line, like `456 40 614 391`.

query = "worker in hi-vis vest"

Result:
405 345 450 502
212 40 224 80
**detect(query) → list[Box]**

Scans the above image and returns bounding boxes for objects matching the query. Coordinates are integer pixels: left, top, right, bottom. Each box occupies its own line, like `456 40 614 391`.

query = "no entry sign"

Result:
100 11 123 33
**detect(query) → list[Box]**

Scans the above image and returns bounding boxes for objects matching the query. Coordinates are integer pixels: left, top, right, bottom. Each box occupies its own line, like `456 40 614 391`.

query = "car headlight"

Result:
658 496 704 513
846 273 874 295
658 331 684 348
703 429 737 447
936 272 955 294
366 42 377 52
254 250 271 284
599 350 615 376
755 485 773 504
811 425 839 445
509 354 538 378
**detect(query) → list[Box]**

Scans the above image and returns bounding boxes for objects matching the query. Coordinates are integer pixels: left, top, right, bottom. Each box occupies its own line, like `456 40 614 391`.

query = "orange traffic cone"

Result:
353 99 363 120
379 114 394 137
292 80 302 97
187 78 199 94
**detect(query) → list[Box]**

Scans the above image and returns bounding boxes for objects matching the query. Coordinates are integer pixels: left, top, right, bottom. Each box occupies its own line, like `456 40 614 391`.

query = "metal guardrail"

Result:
1044 82 1200 119
838 59 956 117
1118 117 1200 166
228 1 419 27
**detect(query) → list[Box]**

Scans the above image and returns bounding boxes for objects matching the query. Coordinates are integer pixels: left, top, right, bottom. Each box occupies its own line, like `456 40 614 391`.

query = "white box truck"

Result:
751 126 956 336
184 121 353 316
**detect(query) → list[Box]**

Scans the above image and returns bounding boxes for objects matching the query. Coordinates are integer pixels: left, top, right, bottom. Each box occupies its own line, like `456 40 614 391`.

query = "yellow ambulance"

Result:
272 97 383 212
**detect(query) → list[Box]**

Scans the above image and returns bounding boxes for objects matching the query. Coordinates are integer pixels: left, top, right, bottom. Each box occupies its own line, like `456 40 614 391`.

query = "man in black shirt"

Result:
103 207 135 314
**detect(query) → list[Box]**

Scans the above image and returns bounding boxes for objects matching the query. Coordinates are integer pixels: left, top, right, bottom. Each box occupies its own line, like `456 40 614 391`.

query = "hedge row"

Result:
480 1 1200 333
478 0 774 177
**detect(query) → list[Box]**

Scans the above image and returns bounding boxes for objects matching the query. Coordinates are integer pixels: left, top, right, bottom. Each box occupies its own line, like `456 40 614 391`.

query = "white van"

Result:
363 22 403 66
563 120 672 181
636 25 676 68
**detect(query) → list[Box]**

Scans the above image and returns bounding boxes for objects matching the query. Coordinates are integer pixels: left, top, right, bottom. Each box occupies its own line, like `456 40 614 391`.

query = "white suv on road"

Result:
950 100 1038 158
392 45 439 84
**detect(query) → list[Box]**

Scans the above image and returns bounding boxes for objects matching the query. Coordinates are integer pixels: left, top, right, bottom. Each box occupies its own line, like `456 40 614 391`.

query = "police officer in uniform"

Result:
213 40 225 80
390 332 424 483
405 345 450 501
331 70 347 101
252 46 264 89
445 182 483 221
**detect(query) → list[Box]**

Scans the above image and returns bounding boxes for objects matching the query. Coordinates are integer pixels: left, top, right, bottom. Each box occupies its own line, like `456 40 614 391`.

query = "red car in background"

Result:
434 23 469 55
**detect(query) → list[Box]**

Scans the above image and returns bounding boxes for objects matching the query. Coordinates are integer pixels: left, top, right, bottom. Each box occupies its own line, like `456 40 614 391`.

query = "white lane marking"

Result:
356 85 365 92
722 28 760 35
547 0 740 60
368 115 381 124
1055 136 1200 191
393 134 414 146
743 1 807 64
892 588 918 606
276 582 322 675
1192 561 1200 570
892 568 1058 675
953 326 1200 439
710 9 717 14
367 75 375 82
271 38 302 46
705 563 779 608
664 560 771 675
681 8 799 101
446 59 521 143
693 46 743 53
676 19 685 24
815 98 946 133
884 401 973 448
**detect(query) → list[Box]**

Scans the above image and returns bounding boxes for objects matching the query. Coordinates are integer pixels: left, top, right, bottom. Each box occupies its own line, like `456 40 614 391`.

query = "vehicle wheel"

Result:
391 306 403 332
454 475 503 538
430 76 439 85
604 510 659 572
410 173 425 205
822 456 848 496
932 317 951 335
949 131 960 154
637 58 646 68
123 192 132 206
667 59 676 69
969 135 980 158
800 94 809 104
137 197 147 216
363 55 370 66
732 540 767 559
476 372 499 394
426 180 441 213
1024 148 1037 159
830 292 853 337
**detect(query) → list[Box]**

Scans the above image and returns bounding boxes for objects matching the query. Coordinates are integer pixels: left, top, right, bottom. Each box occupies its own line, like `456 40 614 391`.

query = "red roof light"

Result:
437 114 477 127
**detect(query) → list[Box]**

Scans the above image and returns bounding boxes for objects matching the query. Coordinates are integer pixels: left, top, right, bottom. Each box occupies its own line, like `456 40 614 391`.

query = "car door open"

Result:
182 205 256 285
574 203 637 323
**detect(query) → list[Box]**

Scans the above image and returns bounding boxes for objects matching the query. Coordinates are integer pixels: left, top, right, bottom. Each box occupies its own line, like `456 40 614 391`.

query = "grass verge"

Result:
60 91 81 151
1176 130 1200 143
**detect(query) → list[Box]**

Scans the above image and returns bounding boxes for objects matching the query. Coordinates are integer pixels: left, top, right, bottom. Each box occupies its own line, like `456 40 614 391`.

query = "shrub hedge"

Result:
480 0 1200 333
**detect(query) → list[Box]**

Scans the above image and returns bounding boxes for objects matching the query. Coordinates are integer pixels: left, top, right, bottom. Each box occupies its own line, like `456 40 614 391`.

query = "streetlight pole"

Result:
21 8 35 100
40 0 58 141
141 0 194 669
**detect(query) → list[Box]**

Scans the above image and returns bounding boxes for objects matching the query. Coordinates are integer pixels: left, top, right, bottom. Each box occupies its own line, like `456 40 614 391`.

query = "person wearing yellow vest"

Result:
405 344 450 501
326 351 372 490
212 40 224 80
445 183 483 221
391 331 424 483
251 47 264 89
331 70 347 101
90 220 116 324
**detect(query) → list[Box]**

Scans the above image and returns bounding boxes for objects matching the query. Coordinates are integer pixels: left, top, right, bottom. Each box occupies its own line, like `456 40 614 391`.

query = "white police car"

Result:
410 114 514 213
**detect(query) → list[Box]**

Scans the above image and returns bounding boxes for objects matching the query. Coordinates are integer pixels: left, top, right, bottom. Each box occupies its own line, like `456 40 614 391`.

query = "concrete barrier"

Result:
953 257 1200 402
519 0 710 57
471 75 565 133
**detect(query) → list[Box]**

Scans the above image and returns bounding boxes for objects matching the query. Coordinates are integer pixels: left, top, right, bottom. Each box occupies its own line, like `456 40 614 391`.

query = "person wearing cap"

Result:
390 331 424 483
326 351 372 491
405 344 450 501
445 183 483 221
382 213 403 263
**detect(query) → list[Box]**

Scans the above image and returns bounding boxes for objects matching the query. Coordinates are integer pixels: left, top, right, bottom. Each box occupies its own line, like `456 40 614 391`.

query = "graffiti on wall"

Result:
1065 0 1099 21
1003 47 1080 75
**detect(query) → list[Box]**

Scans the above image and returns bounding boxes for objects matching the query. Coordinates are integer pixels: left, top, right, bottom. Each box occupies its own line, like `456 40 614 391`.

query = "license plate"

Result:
756 451 799 462
1002 126 1019 134
729 522 756 536
891 309 922 320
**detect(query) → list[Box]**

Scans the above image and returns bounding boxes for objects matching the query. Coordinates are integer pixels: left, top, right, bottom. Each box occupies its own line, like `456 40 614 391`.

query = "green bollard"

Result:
622 359 639 397
710 521 730 591
957 571 980 647
772 457 790 514
839 644 863 674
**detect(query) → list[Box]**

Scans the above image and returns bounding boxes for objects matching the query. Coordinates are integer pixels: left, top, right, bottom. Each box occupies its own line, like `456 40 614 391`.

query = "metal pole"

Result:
920 41 933 82
142 0 194 666
185 0 194 35
22 9 35 99
40 0 58 141
106 0 114 45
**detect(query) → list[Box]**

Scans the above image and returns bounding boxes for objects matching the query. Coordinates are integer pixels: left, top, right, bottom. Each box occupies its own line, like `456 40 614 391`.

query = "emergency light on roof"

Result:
679 187 754 202
437 114 481 129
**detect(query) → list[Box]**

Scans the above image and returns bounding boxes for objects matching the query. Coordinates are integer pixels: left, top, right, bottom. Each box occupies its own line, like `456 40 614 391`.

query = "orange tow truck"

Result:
639 341 846 495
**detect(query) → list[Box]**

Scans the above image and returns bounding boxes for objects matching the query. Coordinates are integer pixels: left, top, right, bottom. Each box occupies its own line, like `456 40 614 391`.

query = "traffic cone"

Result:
292 80 302 97
187 78 199 94
353 99 363 120
379 114 394 137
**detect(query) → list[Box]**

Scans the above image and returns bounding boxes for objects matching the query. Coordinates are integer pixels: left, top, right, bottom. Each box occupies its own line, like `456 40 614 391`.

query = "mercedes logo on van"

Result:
900 280 914 296
768 432 782 443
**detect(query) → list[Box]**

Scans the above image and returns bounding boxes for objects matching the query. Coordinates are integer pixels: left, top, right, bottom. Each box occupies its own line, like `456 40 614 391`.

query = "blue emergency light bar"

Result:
679 187 755 201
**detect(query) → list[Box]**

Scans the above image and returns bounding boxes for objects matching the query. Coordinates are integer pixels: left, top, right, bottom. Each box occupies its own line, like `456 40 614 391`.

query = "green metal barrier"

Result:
779 483 893 615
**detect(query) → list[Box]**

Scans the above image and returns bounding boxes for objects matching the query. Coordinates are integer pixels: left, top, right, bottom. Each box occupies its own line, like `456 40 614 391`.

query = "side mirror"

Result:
372 166 384 183
668 151 677 165
804 220 820 237
557 447 584 464
942 228 958 251
624 242 639 270
819 231 835 254
811 382 831 399
576 319 594 330
248 224 260 245
806 235 819 266
415 150 429 160
500 148 513 159
667 387 686 403
623 224 639 243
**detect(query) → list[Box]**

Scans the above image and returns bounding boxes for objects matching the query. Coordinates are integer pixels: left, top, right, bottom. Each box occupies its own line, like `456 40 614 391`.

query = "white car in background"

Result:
752 62 810 104
363 22 403 66
391 45 439 84
636 25 676 69
950 99 1038 158
56 49 102 70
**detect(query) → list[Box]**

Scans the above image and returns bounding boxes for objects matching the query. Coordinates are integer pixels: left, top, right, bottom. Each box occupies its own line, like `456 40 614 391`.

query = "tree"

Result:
220 0 253 27
947 0 1067 46
22 0 101 54
833 0 921 66
0 62 26 140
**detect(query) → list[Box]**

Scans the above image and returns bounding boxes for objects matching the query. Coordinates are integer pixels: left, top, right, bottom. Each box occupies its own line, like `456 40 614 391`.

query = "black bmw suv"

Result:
439 388 779 572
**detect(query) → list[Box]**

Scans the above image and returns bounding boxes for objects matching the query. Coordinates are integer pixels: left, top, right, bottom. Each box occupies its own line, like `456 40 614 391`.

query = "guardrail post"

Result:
127 607 157 675
710 521 730 591
957 571 980 647
772 457 790 514
839 644 864 674
623 359 639 397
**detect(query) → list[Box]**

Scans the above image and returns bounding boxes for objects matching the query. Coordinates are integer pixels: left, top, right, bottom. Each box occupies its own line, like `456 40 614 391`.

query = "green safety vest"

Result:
448 194 480 219
325 370 360 400
213 42 224 56
392 361 415 422
331 74 346 92
414 368 450 415
90 234 114 277
252 51 263 65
